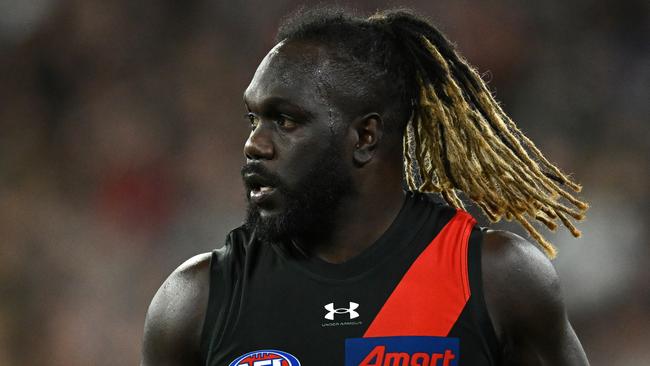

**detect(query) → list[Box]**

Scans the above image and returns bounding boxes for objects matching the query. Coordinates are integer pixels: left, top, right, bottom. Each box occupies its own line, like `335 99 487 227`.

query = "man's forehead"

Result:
268 39 330 71
244 40 333 102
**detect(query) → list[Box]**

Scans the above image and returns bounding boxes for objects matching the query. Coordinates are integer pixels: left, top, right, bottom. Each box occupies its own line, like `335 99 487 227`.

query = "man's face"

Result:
241 40 355 244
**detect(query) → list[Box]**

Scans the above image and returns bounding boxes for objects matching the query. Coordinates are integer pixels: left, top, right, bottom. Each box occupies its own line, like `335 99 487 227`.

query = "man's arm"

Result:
482 230 589 365
141 253 211 366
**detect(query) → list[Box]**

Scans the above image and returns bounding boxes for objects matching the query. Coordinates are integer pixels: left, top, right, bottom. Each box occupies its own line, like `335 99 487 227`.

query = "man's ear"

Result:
351 113 383 166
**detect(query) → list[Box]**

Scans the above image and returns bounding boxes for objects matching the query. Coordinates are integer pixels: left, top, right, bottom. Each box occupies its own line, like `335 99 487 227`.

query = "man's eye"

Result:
246 113 260 129
276 115 297 129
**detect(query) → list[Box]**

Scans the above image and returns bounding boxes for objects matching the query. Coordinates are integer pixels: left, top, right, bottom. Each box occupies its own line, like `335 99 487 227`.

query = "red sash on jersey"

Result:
364 209 475 337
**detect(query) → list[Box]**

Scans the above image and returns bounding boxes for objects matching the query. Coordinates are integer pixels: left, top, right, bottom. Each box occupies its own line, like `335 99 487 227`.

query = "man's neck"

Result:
297 185 406 264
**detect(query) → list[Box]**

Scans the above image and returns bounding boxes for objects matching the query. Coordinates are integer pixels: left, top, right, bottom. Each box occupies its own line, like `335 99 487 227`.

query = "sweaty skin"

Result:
140 41 589 366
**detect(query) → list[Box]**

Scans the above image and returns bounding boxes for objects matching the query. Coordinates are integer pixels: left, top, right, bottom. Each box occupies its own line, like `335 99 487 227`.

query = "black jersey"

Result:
200 191 500 366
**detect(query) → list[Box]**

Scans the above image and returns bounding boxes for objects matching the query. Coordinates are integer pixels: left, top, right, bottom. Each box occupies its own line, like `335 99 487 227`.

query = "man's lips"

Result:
243 172 278 203
249 186 277 202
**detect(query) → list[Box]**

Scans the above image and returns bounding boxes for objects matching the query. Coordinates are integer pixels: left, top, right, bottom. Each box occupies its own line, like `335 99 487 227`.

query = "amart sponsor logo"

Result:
345 336 459 366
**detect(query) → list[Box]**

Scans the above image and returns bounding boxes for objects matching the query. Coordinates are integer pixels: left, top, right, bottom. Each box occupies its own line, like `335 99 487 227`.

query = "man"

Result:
141 8 590 366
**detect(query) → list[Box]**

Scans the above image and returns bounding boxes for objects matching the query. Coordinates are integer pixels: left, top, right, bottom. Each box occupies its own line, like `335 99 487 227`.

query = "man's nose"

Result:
244 124 274 160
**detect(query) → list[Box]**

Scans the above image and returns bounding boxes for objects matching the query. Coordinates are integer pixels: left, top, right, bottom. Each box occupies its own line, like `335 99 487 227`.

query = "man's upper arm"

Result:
482 230 589 366
141 253 212 366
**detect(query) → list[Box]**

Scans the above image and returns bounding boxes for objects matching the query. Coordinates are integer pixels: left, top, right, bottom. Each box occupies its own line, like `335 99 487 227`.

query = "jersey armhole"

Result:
467 227 502 363
199 227 248 363
199 249 220 363
200 244 230 363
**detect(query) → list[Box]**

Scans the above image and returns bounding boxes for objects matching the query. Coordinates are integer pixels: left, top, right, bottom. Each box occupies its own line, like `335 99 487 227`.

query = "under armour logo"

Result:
324 302 359 320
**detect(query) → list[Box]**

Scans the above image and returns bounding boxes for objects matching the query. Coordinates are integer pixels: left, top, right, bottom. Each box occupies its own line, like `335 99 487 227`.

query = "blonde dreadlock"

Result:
277 7 588 258
402 35 588 258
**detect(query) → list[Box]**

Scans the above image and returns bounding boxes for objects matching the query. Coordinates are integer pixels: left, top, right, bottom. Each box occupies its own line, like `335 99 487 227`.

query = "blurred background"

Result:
0 0 648 365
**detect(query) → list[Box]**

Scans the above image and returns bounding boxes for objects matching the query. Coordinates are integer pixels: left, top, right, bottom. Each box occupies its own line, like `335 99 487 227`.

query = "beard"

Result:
242 143 354 248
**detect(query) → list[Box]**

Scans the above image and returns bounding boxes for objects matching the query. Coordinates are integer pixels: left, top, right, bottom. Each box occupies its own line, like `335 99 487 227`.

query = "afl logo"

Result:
229 350 301 366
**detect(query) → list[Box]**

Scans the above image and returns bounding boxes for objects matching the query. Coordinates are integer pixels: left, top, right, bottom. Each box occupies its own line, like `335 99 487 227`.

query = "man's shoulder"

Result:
480 230 565 343
146 252 213 328
173 252 213 279
146 237 242 319
155 252 214 305
140 225 261 364
481 230 560 294
142 225 252 336
141 252 213 364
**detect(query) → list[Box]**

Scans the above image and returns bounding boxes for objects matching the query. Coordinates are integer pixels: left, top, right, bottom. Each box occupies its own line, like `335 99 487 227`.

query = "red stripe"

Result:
364 209 475 337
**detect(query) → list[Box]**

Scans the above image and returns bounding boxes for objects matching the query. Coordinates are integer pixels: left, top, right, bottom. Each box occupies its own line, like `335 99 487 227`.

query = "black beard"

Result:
242 144 354 248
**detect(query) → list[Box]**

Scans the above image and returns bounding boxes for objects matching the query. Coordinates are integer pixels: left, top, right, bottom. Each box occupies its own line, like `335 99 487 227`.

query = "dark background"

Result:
0 0 648 365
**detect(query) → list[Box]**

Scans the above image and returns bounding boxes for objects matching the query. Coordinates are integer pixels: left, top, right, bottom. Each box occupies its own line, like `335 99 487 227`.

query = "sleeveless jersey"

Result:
200 191 500 366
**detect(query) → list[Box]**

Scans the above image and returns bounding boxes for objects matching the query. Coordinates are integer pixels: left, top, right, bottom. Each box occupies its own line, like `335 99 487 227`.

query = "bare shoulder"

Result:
481 230 589 365
481 230 563 333
482 230 561 302
141 252 212 366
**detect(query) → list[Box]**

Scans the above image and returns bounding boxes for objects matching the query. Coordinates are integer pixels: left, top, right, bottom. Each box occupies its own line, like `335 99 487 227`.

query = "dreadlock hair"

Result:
276 7 588 258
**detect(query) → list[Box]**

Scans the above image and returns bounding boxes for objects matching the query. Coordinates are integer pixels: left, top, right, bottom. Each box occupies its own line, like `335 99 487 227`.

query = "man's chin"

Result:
256 207 284 220
245 206 292 243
